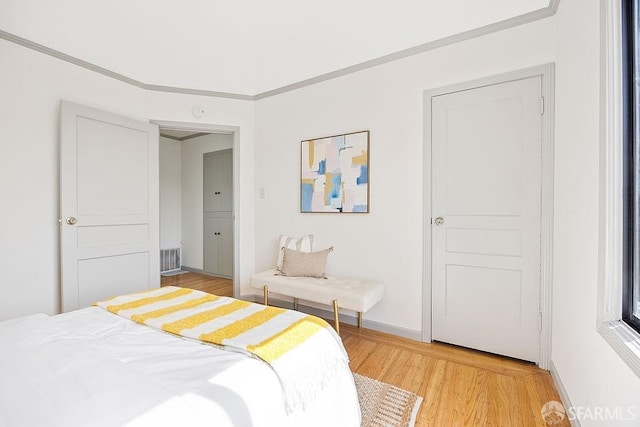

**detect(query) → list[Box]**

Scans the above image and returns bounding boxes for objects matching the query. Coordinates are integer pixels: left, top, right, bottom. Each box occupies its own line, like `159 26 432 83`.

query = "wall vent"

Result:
160 248 181 272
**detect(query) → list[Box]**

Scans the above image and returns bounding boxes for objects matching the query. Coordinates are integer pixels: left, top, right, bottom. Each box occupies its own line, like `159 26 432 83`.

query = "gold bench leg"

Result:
333 299 340 334
263 285 269 306
293 297 299 311
358 312 363 328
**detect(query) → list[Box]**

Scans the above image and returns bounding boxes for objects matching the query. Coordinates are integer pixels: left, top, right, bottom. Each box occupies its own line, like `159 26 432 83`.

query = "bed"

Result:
0 287 361 427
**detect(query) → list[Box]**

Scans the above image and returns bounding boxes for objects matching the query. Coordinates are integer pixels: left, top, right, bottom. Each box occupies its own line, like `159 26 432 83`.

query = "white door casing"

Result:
430 76 543 363
151 119 241 299
60 101 160 311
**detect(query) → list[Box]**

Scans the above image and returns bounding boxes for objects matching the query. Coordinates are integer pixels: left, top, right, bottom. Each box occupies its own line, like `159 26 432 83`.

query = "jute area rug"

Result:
354 373 423 427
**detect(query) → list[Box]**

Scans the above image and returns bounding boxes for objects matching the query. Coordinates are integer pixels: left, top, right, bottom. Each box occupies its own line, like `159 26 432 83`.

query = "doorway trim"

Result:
422 63 555 369
151 119 241 298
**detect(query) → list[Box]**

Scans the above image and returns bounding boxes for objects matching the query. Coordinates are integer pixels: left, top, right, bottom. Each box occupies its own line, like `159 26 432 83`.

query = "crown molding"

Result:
0 29 254 101
254 2 560 99
160 132 210 141
0 1 560 101
0 29 145 88
144 83 254 101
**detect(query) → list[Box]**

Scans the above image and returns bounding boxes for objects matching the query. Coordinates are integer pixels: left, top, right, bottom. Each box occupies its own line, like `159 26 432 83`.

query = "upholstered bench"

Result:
250 269 384 333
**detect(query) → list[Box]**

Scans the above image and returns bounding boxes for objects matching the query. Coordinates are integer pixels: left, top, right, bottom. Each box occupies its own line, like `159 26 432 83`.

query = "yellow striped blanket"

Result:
95 286 349 413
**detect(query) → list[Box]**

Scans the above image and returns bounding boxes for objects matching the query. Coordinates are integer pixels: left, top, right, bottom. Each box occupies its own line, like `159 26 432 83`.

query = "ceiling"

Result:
0 0 552 97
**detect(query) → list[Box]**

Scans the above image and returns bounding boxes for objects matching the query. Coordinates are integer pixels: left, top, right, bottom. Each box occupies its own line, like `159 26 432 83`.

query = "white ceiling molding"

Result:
160 131 209 141
0 1 560 101
254 2 560 100
0 29 254 101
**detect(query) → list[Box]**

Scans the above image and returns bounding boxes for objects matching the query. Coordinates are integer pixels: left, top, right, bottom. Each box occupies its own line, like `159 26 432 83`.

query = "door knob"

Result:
66 217 78 225
434 217 444 226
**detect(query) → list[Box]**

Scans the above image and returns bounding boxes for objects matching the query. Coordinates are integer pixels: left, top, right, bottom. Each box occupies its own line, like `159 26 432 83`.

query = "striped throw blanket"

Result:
95 286 349 413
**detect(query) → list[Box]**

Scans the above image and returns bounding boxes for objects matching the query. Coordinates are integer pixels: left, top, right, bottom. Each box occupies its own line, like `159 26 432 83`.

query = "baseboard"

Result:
239 295 422 341
180 266 204 274
549 360 581 427
180 266 232 280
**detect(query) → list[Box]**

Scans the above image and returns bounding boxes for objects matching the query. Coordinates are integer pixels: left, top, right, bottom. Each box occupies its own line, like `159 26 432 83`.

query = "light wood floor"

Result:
161 271 234 297
161 272 568 427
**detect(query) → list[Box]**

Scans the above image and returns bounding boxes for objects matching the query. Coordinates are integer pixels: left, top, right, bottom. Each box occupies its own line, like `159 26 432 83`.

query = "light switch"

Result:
259 187 266 199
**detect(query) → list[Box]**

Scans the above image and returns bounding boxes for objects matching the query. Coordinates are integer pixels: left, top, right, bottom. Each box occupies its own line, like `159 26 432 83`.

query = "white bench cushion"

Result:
250 269 384 313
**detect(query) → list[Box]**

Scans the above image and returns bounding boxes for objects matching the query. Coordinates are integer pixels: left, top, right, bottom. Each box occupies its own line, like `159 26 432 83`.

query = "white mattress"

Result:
0 307 360 427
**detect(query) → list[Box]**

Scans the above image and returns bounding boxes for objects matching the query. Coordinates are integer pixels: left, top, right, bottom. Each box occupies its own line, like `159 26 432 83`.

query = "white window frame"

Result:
598 0 640 378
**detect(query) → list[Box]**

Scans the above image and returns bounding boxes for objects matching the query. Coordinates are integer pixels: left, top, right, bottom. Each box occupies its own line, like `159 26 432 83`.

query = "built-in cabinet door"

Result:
204 151 232 212
203 149 233 279
203 217 219 275
218 218 233 277
203 215 233 278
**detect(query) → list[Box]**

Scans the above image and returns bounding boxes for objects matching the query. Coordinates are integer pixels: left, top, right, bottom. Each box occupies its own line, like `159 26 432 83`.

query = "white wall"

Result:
0 38 255 321
551 0 640 424
254 18 555 333
0 38 145 321
180 133 233 269
159 136 182 250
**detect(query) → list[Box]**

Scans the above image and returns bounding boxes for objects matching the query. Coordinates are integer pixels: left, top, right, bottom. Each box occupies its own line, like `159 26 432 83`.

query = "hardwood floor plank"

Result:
161 272 567 426
419 358 447 426
161 272 233 297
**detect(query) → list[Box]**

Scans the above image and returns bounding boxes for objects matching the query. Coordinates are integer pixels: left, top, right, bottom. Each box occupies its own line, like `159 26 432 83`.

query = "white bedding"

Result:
0 307 360 427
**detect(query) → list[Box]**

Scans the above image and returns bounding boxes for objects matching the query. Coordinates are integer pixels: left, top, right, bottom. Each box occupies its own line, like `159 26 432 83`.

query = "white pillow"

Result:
276 234 314 270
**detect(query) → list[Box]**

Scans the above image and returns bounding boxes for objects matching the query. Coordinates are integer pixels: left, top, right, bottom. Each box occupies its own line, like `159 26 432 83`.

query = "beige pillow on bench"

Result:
276 234 314 270
280 247 333 278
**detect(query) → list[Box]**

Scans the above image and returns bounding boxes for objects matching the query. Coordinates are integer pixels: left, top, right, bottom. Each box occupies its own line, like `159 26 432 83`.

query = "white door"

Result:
431 77 542 362
60 101 160 312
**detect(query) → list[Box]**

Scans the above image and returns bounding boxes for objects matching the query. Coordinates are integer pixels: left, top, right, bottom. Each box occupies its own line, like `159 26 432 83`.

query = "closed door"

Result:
431 77 542 362
217 218 233 277
204 217 220 274
203 216 233 278
204 150 232 212
60 101 160 311
203 149 233 278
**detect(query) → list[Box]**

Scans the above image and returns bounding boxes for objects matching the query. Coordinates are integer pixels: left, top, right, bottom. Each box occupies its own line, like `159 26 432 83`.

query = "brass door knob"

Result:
66 217 78 225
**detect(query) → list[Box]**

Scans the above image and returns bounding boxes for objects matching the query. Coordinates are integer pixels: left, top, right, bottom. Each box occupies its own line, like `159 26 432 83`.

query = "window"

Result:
622 0 640 334
599 0 640 379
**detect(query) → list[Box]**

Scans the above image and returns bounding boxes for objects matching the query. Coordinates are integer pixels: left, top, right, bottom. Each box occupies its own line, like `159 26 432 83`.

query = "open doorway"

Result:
155 122 239 298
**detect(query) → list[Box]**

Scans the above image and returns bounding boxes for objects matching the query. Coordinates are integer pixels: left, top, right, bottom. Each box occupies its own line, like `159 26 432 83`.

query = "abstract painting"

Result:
301 130 369 213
